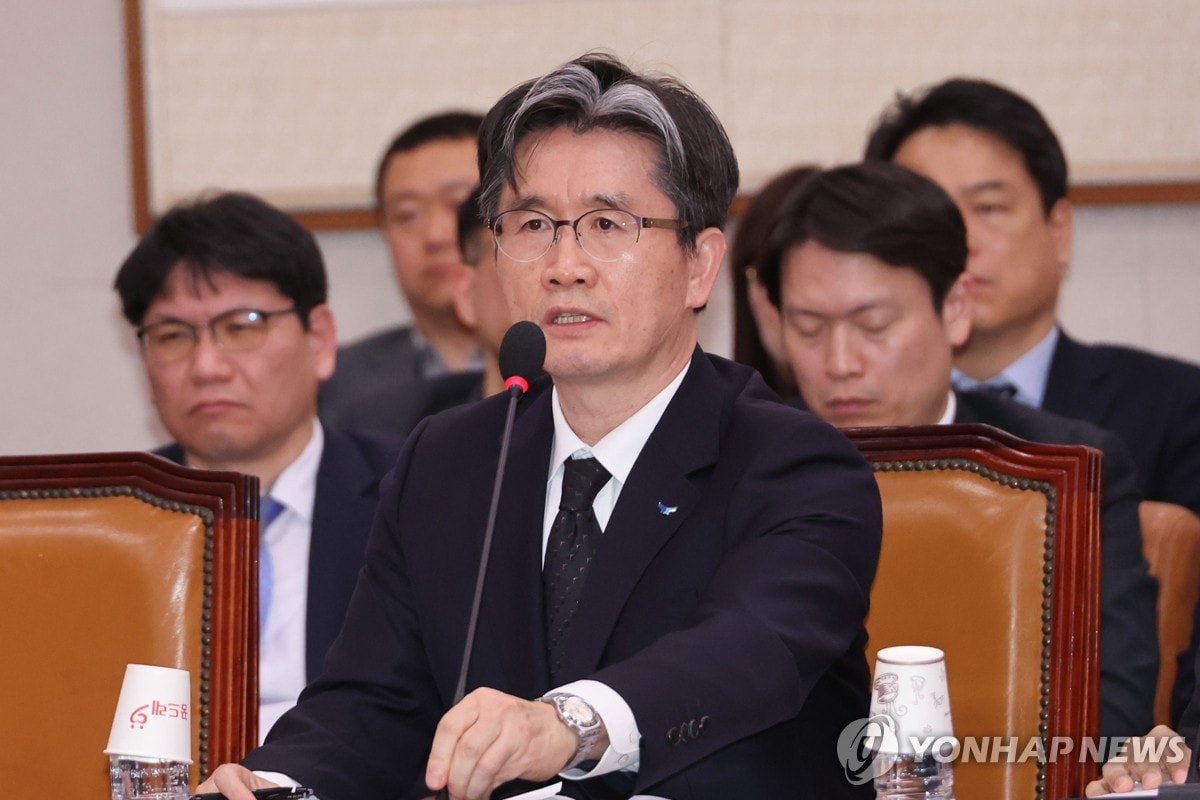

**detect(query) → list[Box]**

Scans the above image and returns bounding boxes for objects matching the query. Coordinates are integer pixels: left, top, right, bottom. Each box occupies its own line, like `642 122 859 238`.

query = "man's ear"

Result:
941 274 973 348
452 268 478 330
1048 197 1073 279
686 227 726 311
306 304 338 381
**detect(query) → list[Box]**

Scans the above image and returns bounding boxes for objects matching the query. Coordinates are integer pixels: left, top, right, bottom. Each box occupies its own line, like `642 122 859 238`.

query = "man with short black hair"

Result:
864 77 1200 521
114 192 400 741
756 160 1157 742
320 111 485 423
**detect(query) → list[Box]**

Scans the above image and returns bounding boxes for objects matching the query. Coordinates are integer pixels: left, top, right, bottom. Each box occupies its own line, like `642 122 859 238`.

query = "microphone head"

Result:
499 321 546 395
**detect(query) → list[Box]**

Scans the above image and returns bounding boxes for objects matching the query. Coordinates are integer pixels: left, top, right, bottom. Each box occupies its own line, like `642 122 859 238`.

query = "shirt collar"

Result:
548 361 691 486
409 326 484 378
266 417 322 522
951 325 1059 407
938 389 957 425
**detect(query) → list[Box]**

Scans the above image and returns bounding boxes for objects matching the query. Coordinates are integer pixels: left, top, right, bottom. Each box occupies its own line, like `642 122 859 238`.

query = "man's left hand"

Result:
424 687 580 800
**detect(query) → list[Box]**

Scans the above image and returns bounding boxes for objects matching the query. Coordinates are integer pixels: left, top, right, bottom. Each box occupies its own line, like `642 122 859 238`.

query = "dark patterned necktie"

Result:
544 455 611 680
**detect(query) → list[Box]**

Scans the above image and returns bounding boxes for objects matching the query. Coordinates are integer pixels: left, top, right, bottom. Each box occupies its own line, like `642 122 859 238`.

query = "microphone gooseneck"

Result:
452 322 547 707
437 322 546 799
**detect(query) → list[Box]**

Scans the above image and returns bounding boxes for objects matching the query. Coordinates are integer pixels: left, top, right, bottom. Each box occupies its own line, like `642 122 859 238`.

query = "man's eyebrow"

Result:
384 179 475 204
501 191 635 213
962 179 1010 195
589 191 633 209
784 299 893 318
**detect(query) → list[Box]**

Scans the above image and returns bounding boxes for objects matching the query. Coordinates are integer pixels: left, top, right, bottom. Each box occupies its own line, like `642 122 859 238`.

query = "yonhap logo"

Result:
836 713 899 785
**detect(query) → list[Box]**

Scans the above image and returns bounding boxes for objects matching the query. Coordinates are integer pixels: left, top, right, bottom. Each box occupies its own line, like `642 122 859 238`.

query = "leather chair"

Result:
1139 500 1200 726
847 424 1102 800
0 451 258 797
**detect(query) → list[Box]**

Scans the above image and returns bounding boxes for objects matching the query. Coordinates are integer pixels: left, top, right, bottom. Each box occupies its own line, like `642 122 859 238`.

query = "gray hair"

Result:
477 52 739 252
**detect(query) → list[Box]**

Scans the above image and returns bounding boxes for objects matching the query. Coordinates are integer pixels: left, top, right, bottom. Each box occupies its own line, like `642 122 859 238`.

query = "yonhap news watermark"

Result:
835 713 1177 785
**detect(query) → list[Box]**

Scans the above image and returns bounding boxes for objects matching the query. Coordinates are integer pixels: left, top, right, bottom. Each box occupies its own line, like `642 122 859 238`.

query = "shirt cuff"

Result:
547 679 641 778
252 771 306 790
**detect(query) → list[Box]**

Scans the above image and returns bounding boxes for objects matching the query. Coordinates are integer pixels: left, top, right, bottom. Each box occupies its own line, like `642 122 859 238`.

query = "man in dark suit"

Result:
199 53 882 800
319 111 486 427
328 187 508 438
756 161 1158 741
113 192 400 740
863 77 1200 520
865 77 1200 728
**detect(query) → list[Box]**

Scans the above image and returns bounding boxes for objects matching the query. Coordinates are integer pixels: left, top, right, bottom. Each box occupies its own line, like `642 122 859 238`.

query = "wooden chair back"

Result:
1139 500 1200 726
846 424 1102 800
0 451 258 797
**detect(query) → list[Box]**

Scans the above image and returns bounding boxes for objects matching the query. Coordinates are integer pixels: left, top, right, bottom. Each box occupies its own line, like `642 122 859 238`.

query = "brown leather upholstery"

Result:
1140 500 1200 726
0 452 258 797
847 424 1102 800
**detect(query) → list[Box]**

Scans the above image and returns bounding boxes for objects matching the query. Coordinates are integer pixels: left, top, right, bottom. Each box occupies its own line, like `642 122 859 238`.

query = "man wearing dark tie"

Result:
113 192 401 741
199 53 882 800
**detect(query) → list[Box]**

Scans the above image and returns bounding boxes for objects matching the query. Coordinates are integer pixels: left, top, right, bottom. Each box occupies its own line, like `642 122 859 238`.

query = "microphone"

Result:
438 322 545 800
498 319 547 397
452 320 546 704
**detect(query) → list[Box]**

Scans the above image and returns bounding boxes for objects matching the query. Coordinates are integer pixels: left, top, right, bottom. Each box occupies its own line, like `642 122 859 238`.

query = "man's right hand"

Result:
1085 725 1191 795
194 764 280 799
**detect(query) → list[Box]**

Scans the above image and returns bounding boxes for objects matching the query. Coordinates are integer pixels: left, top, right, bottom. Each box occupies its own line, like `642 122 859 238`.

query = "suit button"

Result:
667 726 681 745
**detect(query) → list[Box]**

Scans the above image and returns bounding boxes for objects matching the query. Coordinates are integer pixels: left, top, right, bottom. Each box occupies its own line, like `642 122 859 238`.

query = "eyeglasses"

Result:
137 307 299 364
488 208 687 263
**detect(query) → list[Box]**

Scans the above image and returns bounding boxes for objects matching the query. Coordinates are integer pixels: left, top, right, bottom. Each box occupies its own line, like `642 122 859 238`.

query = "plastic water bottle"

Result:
874 752 955 799
109 756 189 800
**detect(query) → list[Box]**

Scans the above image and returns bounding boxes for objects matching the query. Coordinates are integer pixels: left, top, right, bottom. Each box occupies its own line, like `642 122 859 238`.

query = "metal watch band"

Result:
540 693 603 771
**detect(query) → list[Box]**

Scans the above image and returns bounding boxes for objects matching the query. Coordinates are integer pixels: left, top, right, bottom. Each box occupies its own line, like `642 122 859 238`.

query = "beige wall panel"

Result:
138 0 1199 213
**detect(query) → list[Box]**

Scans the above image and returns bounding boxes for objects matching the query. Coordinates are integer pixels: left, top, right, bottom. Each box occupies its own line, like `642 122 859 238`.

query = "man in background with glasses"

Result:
201 54 881 800
113 191 402 743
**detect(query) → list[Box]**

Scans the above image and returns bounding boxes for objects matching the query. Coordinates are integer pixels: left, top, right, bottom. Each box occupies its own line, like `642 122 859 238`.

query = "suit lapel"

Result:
307 430 381 680
1043 332 1116 420
555 352 724 680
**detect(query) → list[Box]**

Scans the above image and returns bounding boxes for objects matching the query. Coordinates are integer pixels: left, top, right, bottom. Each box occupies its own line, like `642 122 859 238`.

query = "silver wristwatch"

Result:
540 692 603 770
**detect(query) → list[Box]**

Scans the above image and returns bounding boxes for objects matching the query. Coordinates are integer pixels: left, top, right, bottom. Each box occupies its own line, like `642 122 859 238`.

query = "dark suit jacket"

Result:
1043 331 1200 517
322 370 483 439
244 351 883 799
319 325 424 426
156 425 401 681
955 389 1158 740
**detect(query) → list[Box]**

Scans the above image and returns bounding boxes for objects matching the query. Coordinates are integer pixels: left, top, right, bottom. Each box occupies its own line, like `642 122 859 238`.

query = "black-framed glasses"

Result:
136 307 299 364
488 208 687 263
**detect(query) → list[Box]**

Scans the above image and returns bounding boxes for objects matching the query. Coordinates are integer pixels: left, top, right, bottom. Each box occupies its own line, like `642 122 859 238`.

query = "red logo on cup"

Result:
129 700 190 728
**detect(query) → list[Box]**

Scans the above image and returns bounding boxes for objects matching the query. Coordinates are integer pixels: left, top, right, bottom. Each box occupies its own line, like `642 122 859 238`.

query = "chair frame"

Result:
0 451 259 779
846 423 1102 800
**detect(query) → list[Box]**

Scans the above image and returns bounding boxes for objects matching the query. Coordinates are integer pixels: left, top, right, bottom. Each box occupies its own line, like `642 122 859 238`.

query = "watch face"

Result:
561 696 598 726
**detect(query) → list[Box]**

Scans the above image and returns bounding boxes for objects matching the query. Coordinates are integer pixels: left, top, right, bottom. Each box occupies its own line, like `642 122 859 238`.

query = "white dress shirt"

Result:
542 362 690 780
258 419 322 741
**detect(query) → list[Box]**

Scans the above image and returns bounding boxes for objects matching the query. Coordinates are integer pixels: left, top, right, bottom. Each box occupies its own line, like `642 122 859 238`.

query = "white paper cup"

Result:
869 645 954 756
104 664 193 764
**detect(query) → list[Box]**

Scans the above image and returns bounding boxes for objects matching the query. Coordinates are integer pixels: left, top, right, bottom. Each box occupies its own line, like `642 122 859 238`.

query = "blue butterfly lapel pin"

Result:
657 502 678 517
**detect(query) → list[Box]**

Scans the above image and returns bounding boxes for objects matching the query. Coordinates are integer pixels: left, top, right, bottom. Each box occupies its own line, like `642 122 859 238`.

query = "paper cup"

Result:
869 645 954 756
104 664 193 763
